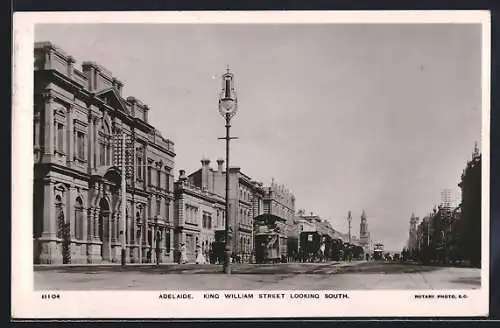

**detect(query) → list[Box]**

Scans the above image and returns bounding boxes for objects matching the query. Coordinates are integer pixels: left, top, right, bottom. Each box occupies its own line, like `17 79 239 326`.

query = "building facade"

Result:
33 42 176 264
263 179 296 225
187 160 265 261
173 168 226 262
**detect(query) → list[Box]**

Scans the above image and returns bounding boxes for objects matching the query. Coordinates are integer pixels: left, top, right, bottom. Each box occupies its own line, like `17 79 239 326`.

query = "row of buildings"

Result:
405 144 482 267
32 41 298 264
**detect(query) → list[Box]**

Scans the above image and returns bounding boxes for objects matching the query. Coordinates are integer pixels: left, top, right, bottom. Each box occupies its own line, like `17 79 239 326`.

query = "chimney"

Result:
82 61 98 92
201 158 210 190
112 78 123 96
216 159 224 173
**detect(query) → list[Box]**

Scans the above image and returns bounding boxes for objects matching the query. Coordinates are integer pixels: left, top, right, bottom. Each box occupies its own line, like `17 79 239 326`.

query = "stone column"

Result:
87 207 94 241
82 204 88 242
144 199 149 263
93 208 100 242
67 186 74 239
66 105 74 167
87 112 95 173
152 224 157 263
38 181 61 264
42 92 55 162
111 213 116 243
41 181 56 238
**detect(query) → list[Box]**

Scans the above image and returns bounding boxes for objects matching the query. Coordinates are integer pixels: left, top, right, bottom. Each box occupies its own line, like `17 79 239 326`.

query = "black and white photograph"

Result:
12 11 490 318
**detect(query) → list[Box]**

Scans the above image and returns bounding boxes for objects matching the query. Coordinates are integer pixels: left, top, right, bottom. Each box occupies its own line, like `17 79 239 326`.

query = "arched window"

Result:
74 197 84 240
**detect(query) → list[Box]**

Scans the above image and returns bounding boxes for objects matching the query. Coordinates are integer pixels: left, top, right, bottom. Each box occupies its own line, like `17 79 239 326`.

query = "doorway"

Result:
99 198 110 260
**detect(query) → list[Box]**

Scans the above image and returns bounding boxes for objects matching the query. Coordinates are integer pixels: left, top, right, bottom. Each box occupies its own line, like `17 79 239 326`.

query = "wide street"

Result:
34 261 481 291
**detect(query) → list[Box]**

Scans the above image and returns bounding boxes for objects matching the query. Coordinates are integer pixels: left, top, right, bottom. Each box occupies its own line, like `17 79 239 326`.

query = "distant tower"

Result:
359 210 370 252
347 211 352 243
408 213 419 251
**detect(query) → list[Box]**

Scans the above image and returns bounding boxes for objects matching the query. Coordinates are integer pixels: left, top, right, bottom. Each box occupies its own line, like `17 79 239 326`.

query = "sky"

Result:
35 23 482 251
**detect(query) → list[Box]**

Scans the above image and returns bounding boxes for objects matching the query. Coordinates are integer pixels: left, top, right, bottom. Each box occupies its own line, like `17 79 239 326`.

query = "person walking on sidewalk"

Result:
180 243 188 264
155 232 162 266
195 244 206 264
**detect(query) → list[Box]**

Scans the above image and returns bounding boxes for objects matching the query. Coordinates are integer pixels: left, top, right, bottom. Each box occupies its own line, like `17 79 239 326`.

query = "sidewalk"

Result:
34 262 178 269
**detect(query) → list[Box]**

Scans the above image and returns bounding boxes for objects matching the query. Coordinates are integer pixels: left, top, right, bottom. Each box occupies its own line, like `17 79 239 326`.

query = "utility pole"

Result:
114 130 135 266
347 210 352 244
120 132 127 266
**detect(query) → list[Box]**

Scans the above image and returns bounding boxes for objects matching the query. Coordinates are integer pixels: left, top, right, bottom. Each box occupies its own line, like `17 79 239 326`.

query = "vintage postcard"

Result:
12 11 490 318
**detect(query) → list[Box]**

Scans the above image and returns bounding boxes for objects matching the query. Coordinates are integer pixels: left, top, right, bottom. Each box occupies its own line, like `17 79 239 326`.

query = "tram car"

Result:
373 243 384 261
254 214 288 264
254 231 287 264
211 230 226 264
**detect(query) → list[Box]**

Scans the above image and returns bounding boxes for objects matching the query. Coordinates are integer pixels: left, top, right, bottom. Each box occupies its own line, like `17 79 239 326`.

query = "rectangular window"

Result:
165 200 170 219
136 157 143 180
99 143 105 166
157 169 161 188
106 144 111 166
156 199 161 216
76 131 85 159
56 123 64 152
165 171 170 192
147 163 152 185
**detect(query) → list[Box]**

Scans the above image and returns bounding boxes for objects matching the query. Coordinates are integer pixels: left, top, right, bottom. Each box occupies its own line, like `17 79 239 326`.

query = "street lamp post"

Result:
218 66 238 274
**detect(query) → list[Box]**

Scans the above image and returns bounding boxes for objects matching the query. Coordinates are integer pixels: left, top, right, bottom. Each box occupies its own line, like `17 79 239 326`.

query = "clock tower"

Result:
359 210 371 253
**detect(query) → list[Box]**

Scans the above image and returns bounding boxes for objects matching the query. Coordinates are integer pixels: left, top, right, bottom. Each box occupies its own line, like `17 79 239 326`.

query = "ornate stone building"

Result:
173 167 226 262
33 42 175 264
263 179 296 225
187 160 265 260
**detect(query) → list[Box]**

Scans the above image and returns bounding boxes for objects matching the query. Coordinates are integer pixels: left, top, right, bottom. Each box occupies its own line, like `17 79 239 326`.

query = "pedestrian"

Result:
180 243 188 264
196 244 205 264
319 242 326 263
155 237 162 266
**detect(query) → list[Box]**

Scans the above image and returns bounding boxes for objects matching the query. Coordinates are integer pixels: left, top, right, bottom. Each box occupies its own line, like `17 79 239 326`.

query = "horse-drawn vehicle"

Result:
298 230 344 262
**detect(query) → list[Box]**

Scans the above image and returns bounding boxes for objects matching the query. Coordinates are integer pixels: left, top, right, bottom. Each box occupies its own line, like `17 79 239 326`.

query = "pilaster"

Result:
67 186 74 239
87 112 97 173
66 104 74 167
87 207 94 240
82 204 88 242
42 92 55 161
93 207 100 241
41 181 56 238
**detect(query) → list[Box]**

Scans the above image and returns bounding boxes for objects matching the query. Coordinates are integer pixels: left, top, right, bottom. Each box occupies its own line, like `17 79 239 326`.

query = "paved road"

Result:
34 261 481 290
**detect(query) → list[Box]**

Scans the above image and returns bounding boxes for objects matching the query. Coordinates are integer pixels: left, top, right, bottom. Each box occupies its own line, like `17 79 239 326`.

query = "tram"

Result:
254 214 288 264
373 243 384 261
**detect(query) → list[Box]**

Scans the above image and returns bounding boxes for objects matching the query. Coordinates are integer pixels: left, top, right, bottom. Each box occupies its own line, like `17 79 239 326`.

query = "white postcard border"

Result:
12 10 491 318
